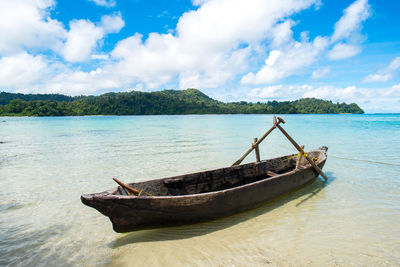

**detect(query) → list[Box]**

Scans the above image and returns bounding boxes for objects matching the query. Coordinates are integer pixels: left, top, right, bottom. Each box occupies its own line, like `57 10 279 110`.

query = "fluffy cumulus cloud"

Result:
42 67 123 95
242 0 370 85
247 84 314 101
107 0 320 89
0 0 371 92
363 56 400 82
62 20 104 62
62 13 124 62
0 52 48 89
301 84 400 113
0 1 124 62
246 83 400 112
100 13 125 33
0 0 125 92
0 0 66 56
241 36 329 85
3 0 397 111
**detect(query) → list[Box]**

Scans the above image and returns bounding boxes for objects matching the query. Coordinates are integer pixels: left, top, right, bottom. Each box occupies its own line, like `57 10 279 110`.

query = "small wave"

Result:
0 223 72 266
0 200 36 212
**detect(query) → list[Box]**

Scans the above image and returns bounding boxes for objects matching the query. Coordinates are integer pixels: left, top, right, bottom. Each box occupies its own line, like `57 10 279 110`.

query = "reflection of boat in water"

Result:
81 117 328 233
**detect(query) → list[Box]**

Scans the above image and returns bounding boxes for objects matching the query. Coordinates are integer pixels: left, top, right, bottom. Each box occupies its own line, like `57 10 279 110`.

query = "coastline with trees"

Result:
0 88 364 116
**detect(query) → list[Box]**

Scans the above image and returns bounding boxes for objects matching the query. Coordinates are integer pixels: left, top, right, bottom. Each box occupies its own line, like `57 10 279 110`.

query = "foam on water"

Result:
0 114 399 266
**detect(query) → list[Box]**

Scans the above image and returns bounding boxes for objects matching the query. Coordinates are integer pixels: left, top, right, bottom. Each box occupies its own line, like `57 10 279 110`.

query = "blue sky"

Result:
0 0 399 112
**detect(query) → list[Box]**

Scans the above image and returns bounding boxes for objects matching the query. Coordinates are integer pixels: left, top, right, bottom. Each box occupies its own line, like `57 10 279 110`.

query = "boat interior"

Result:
111 149 324 197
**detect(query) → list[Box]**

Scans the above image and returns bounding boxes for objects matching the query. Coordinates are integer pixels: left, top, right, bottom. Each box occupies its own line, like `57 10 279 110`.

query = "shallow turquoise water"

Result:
0 114 399 266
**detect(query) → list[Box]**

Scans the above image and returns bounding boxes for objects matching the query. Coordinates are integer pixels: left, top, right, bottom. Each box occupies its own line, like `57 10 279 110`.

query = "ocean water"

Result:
0 114 399 266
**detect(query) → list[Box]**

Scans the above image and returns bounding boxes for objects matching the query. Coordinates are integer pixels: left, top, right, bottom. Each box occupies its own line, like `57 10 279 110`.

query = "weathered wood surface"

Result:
275 117 328 182
113 178 139 195
254 137 260 162
81 147 328 233
296 145 305 170
231 118 284 166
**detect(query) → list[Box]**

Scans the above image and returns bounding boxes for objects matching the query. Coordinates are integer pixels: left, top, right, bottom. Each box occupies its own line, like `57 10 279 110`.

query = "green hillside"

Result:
0 88 364 116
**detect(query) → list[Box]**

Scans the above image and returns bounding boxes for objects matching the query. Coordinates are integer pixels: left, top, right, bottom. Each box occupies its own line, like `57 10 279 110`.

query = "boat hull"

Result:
81 148 327 232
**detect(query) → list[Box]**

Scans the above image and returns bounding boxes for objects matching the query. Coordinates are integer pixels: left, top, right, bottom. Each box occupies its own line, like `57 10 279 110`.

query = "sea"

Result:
0 114 399 266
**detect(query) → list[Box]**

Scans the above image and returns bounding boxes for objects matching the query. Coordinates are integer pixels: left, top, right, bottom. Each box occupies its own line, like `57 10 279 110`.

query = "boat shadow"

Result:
110 172 336 248
295 171 335 207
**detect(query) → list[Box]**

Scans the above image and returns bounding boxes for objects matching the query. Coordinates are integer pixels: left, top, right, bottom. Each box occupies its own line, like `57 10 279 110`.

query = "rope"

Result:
284 152 308 161
138 190 154 197
330 155 400 167
269 142 399 167
233 130 399 167
284 155 297 161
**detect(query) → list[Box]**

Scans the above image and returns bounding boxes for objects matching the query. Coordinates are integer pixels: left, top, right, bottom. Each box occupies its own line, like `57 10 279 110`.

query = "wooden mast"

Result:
274 117 328 182
232 118 284 166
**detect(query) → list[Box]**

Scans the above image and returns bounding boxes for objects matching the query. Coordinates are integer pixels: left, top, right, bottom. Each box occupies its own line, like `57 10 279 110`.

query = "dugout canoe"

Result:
81 146 328 233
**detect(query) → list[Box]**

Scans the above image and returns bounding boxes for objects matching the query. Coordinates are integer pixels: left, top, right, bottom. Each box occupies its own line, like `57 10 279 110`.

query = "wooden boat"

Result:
81 146 328 233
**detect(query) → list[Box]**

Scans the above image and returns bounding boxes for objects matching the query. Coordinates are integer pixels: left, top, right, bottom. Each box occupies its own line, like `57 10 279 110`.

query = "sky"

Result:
0 0 399 112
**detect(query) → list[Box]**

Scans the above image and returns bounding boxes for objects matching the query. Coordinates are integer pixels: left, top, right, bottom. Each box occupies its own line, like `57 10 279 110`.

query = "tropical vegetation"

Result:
0 89 364 116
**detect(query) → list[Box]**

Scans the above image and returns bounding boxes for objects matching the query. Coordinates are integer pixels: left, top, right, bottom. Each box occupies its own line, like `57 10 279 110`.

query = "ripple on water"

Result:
0 200 37 212
0 114 399 266
0 223 71 267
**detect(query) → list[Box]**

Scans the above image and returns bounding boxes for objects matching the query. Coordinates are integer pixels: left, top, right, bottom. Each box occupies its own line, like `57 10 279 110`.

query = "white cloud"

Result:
248 85 284 99
240 0 370 85
363 56 400 82
110 33 184 89
0 0 66 56
241 36 329 85
88 0 116 8
177 0 318 51
191 0 212 6
246 83 400 112
0 0 383 111
362 73 391 83
107 0 319 89
0 52 48 88
246 83 354 102
311 66 330 80
100 12 125 33
270 20 295 48
327 43 361 60
325 0 370 60
91 54 110 60
42 68 122 95
331 0 370 43
302 85 361 100
247 84 311 100
383 83 400 97
300 84 400 112
388 57 400 71
62 20 104 62
62 13 124 62
0 0 124 63
0 52 120 95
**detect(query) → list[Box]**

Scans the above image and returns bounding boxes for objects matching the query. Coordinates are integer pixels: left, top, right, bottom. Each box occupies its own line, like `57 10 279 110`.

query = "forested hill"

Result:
0 89 364 116
0 92 76 105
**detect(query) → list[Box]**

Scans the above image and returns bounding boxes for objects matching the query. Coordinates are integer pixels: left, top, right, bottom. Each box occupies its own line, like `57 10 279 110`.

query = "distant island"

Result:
0 88 364 116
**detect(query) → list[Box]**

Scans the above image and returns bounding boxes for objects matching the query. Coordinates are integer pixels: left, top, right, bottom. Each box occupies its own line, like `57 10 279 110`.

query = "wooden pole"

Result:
232 117 284 166
113 178 139 195
254 138 260 162
296 145 304 170
274 117 328 182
